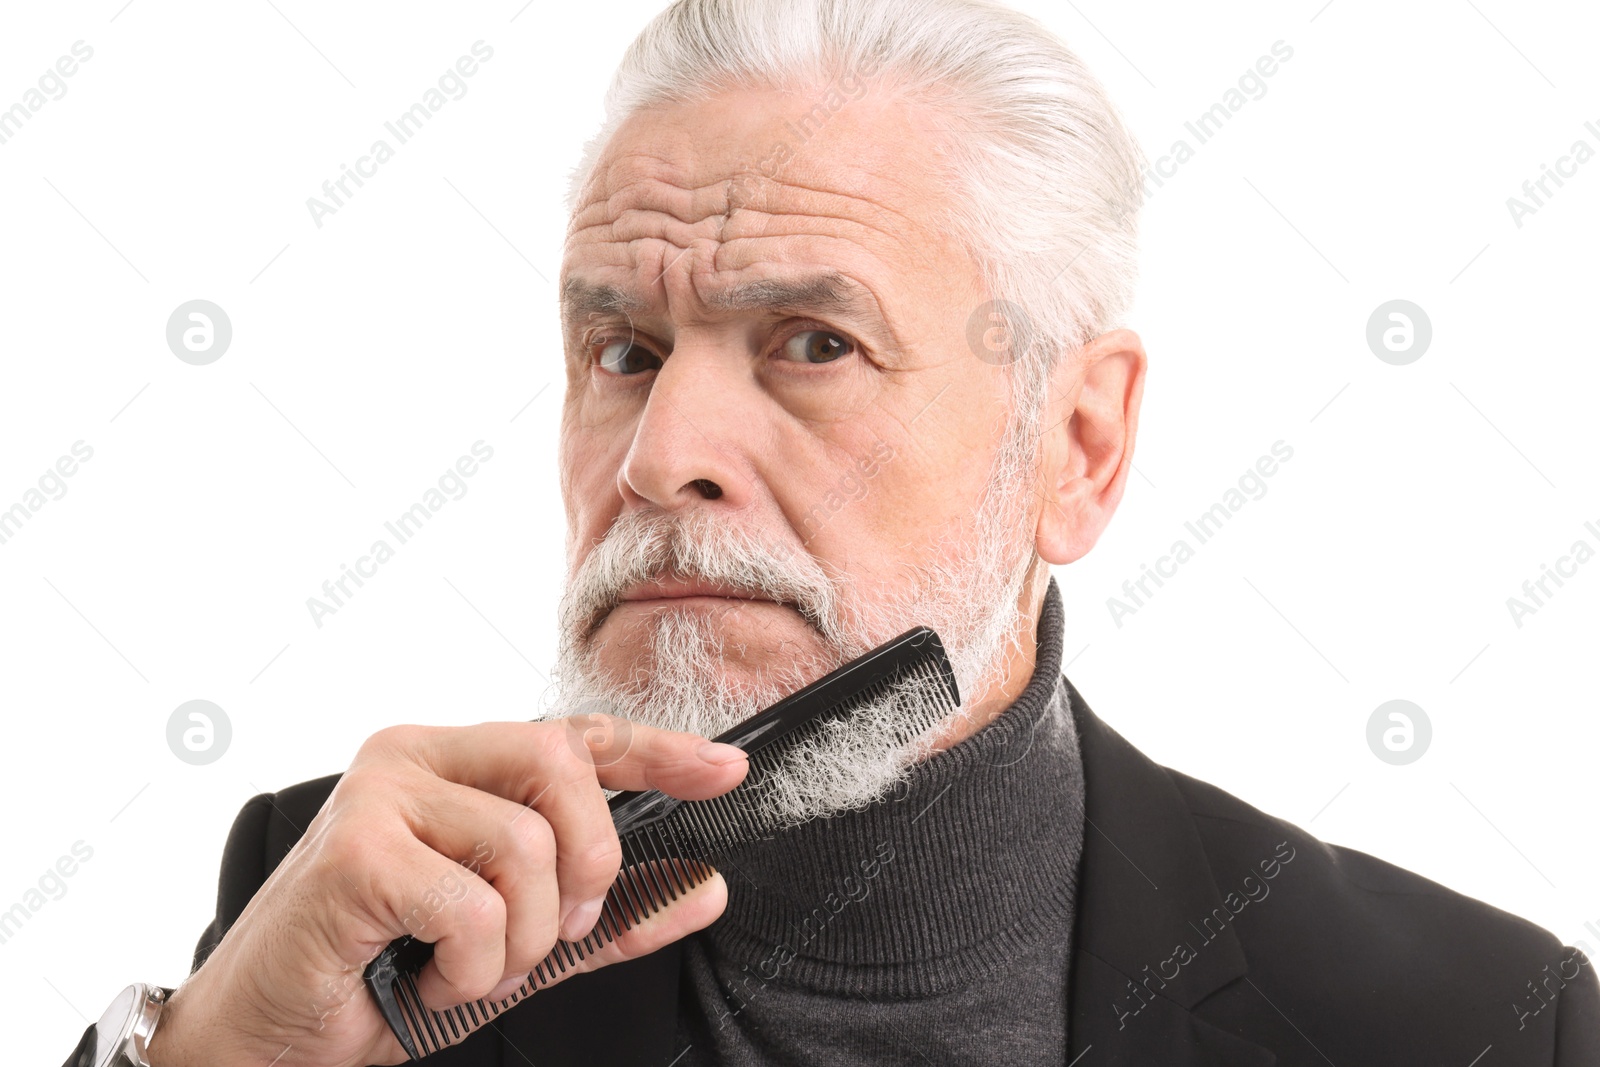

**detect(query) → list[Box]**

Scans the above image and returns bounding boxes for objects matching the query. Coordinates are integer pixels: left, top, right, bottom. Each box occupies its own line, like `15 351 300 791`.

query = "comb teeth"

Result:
372 853 719 1059
364 627 958 1060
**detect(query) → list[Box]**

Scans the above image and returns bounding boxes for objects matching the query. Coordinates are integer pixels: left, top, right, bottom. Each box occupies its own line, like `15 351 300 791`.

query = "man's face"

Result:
551 81 1042 803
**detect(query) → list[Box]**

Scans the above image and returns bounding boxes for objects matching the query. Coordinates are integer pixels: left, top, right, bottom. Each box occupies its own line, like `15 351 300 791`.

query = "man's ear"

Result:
1034 328 1146 566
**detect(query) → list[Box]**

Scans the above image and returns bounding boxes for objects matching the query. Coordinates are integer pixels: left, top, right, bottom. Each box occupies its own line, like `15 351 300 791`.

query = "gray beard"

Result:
546 429 1039 834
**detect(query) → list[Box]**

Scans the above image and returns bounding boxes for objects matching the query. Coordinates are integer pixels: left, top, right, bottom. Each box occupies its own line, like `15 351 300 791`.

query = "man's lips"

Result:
587 578 819 640
618 578 780 604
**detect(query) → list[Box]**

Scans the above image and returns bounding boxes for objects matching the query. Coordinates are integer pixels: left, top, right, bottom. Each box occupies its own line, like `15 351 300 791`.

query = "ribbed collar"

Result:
694 576 1084 998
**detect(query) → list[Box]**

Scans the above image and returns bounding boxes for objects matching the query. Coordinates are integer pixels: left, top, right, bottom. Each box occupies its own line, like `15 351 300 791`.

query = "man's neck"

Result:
926 555 1052 754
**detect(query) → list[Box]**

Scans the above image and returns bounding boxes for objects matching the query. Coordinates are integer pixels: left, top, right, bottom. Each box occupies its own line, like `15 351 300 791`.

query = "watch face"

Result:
91 985 139 1067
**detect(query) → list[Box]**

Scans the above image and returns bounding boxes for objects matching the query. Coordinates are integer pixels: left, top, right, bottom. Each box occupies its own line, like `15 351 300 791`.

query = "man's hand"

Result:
146 716 749 1067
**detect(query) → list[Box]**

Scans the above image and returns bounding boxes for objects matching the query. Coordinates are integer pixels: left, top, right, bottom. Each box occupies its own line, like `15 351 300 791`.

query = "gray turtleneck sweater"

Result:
674 578 1085 1065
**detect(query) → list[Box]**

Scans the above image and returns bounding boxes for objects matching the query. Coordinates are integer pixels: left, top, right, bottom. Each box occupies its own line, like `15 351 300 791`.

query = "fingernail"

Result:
698 741 746 765
561 894 607 942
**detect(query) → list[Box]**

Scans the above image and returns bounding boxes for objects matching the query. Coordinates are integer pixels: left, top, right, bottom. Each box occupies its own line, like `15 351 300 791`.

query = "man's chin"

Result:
576 604 844 723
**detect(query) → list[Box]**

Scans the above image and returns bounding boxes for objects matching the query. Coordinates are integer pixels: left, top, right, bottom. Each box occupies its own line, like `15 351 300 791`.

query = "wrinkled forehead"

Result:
559 87 978 324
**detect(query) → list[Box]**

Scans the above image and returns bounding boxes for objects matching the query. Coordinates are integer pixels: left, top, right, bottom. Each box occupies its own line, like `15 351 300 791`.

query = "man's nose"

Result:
618 346 752 511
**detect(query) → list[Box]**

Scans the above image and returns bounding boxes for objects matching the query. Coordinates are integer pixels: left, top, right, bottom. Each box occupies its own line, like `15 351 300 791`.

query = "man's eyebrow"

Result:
561 278 647 321
560 271 894 338
560 271 902 350
700 272 881 319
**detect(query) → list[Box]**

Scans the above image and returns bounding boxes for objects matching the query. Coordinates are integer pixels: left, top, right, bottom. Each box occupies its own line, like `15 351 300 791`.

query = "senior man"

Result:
66 0 1597 1065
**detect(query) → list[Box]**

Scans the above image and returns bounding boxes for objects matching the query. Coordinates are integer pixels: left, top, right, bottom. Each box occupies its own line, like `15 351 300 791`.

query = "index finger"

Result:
385 717 748 806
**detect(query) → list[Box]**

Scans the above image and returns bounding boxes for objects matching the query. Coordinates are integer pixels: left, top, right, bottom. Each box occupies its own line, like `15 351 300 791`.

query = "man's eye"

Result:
778 329 854 364
596 339 662 375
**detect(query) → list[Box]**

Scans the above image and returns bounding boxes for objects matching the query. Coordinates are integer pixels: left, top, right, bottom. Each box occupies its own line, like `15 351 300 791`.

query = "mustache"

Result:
559 509 844 644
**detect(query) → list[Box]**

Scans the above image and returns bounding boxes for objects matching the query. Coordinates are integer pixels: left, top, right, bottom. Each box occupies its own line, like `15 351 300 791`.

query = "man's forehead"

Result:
561 178 914 341
565 86 948 253
558 87 979 345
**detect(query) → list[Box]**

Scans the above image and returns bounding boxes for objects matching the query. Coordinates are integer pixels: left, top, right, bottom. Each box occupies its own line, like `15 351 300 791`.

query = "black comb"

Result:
363 625 958 1060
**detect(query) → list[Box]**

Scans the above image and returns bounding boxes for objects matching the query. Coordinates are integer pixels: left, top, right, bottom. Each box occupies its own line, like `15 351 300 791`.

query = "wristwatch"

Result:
75 983 175 1067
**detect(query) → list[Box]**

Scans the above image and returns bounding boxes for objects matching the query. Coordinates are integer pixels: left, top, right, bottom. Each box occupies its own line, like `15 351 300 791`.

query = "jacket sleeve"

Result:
1554 946 1600 1065
191 791 277 972
59 792 282 1067
60 1027 92 1067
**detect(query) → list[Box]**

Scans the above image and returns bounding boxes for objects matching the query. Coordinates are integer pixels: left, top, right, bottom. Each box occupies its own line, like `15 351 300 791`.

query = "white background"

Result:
1 0 1596 1059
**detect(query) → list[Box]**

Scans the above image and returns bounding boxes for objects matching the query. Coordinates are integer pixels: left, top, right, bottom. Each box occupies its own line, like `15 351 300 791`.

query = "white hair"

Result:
565 0 1147 437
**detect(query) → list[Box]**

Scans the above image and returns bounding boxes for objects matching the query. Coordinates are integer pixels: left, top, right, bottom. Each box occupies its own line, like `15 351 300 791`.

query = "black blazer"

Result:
65 679 1599 1065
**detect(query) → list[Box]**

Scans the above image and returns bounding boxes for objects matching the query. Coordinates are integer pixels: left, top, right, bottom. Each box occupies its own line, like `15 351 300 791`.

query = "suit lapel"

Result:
1065 678 1275 1066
